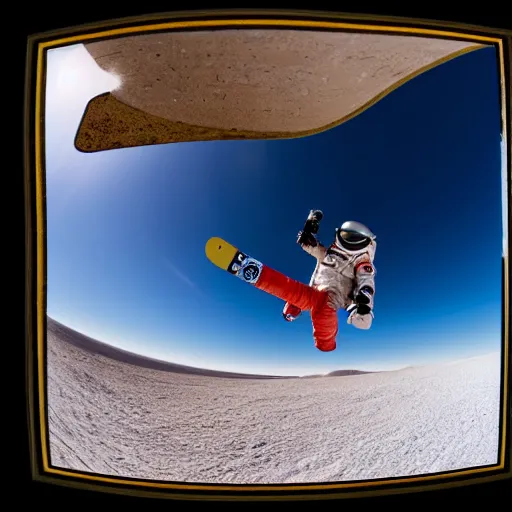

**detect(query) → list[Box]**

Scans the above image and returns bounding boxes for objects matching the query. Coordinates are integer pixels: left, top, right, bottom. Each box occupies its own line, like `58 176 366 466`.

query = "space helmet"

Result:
335 221 376 251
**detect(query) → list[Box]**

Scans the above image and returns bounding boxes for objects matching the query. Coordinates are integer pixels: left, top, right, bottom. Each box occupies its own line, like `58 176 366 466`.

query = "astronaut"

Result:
251 211 377 352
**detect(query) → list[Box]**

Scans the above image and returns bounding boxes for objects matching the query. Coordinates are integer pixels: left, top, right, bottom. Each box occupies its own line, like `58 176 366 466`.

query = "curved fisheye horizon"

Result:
45 37 503 377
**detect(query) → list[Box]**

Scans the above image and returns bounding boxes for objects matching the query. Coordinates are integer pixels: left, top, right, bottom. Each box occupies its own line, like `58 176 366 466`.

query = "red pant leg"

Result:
255 265 338 351
255 266 325 311
311 295 338 352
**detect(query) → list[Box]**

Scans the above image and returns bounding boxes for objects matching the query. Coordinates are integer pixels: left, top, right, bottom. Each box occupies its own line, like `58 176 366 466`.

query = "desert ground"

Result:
46 317 502 484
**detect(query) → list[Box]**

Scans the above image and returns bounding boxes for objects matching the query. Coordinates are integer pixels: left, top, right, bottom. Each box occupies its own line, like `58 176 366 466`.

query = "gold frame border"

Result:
26 11 511 500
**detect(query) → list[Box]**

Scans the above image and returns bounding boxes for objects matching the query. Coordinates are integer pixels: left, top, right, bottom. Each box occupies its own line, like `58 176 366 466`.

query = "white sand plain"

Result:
47 318 502 484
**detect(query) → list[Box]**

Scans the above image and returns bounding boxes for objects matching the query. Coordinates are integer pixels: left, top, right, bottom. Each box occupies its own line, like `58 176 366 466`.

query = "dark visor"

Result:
340 230 368 244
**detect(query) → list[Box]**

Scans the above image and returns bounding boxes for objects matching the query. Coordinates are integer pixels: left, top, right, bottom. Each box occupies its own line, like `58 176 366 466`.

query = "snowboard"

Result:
205 237 264 284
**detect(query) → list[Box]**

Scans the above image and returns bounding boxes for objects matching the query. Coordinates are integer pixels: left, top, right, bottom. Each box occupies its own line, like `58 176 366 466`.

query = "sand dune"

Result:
46 318 501 484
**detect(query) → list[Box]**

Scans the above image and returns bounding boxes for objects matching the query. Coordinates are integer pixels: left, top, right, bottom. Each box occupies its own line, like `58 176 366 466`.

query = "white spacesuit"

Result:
282 217 377 334
246 212 377 351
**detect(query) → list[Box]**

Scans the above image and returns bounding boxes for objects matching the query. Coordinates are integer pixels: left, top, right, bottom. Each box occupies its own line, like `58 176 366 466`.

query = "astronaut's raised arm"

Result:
300 235 328 261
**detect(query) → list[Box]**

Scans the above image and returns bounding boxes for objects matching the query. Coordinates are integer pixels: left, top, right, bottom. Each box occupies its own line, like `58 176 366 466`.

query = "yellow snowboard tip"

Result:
205 237 238 270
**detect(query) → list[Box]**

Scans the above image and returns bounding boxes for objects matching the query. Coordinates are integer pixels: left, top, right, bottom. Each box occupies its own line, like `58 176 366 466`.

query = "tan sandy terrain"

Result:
46 318 501 484
75 29 485 152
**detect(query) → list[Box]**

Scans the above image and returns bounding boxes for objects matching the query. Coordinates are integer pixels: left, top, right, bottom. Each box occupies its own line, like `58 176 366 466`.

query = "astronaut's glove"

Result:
347 305 374 329
297 230 318 247
347 287 374 330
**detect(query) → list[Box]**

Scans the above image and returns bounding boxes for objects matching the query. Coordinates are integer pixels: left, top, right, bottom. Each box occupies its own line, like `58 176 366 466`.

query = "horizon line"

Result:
45 315 500 378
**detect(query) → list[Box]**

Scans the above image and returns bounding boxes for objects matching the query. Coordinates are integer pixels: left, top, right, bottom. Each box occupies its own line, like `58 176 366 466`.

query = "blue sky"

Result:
44 42 505 376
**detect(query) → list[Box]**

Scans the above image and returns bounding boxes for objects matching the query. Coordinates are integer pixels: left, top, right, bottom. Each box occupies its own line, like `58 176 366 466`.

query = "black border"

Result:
22 6 512 505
